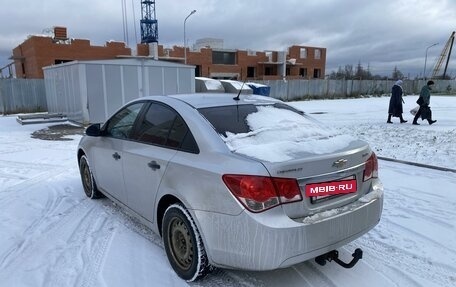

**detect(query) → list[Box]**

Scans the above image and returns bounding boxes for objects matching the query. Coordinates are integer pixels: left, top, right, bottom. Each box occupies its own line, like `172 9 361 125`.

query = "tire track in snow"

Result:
353 234 456 287
0 159 66 170
380 217 456 257
212 260 339 287
0 159 66 189
191 268 266 287
0 198 92 272
67 206 112 287
42 205 99 287
389 205 454 229
291 262 338 287
0 169 78 271
387 184 456 212
0 187 75 270
0 195 115 287
101 201 164 247
0 144 35 156
101 203 260 287
385 188 455 230
357 252 425 287
43 207 115 287
77 221 115 287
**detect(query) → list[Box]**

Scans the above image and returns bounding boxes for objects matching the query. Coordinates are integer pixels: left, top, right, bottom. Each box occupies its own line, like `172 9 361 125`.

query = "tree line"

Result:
327 62 404 80
327 61 454 80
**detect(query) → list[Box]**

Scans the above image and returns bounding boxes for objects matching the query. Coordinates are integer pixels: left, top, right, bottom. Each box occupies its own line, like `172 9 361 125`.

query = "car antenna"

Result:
233 78 247 101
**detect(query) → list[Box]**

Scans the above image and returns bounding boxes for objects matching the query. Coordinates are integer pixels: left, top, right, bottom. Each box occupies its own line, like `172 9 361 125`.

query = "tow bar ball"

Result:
315 248 363 269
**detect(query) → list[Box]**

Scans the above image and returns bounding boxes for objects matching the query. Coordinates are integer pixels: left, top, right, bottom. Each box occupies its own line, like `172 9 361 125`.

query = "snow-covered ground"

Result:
0 95 455 287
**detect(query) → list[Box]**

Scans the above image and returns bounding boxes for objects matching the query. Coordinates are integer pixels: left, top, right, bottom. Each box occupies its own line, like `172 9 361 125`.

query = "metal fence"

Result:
0 79 47 114
1 78 454 116
256 79 456 101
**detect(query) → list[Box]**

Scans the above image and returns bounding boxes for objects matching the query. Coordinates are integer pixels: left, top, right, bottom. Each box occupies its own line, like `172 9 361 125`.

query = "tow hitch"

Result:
315 248 363 269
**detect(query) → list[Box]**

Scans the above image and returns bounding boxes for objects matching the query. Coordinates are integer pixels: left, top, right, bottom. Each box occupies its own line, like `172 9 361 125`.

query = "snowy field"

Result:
0 95 455 287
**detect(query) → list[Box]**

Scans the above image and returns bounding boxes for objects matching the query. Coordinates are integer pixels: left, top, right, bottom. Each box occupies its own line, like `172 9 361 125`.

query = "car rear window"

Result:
198 105 257 136
198 103 304 137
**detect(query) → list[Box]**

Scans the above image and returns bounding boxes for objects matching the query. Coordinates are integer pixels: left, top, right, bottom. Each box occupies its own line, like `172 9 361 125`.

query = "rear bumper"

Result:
194 188 383 271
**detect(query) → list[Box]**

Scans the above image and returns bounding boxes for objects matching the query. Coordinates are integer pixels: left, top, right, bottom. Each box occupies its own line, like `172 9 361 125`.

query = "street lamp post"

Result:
423 43 438 80
184 10 196 64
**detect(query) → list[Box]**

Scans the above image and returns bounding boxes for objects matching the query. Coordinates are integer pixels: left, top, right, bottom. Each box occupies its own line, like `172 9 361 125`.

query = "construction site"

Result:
2 0 326 81
0 1 455 118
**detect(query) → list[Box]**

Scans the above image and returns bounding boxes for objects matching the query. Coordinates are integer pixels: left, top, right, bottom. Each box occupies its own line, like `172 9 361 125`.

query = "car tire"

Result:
79 155 103 199
162 203 211 281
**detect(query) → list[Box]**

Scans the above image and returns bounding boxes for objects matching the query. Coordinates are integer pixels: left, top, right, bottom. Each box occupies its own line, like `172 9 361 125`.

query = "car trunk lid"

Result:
258 139 372 218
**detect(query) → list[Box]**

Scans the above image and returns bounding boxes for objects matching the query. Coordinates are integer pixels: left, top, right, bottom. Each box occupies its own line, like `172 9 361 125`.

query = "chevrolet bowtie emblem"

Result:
332 159 348 168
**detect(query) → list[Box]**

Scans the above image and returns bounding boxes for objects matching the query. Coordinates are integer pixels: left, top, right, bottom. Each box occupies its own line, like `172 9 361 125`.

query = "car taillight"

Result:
222 175 303 212
363 152 379 182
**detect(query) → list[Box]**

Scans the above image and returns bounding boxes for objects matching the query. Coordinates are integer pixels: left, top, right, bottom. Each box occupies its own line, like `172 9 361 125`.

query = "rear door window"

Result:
133 103 199 153
136 103 175 146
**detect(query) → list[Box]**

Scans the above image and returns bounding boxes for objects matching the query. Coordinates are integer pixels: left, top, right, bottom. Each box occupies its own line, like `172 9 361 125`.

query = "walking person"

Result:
412 80 437 125
387 80 407 123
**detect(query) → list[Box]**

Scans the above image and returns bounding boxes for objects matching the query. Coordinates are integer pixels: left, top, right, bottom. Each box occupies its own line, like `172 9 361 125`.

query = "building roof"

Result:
42 57 193 70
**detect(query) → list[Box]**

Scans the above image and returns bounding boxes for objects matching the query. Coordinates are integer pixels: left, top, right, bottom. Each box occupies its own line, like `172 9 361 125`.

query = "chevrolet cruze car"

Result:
77 93 383 281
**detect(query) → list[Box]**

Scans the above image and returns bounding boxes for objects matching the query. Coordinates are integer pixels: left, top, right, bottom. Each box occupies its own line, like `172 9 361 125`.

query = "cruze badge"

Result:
332 159 348 168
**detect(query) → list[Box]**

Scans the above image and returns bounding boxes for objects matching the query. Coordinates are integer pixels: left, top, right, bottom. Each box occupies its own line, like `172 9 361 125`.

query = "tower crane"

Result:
140 0 159 59
431 31 455 79
140 0 158 44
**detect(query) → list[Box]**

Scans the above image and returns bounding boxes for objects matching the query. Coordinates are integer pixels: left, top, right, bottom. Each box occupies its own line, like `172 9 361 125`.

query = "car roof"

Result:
166 93 281 109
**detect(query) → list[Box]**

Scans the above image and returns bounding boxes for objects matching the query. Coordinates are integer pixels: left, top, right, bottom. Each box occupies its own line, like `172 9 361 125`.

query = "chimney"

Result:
54 27 68 40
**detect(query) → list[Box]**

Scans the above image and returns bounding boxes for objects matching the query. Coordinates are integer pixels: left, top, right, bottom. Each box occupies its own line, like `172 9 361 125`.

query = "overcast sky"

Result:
1 0 455 77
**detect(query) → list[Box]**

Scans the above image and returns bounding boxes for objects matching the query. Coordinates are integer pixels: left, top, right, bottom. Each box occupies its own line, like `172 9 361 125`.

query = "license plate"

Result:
305 179 357 198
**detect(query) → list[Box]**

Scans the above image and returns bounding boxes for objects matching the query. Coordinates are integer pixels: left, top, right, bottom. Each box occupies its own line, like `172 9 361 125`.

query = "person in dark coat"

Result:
413 80 437 125
387 80 407 123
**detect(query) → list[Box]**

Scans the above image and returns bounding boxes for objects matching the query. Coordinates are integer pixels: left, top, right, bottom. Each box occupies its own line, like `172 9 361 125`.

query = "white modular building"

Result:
43 58 195 124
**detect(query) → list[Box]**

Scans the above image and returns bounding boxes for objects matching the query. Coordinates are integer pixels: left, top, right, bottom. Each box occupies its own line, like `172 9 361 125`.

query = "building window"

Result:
286 67 291 76
300 48 307 59
21 63 26 78
212 51 236 65
299 68 307 77
265 51 273 62
315 49 321 60
195 65 201 77
265 67 272 76
313 69 321 78
55 59 72 65
247 66 255 78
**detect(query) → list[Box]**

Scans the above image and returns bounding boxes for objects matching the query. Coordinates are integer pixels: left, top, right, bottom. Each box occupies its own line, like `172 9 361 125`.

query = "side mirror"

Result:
85 123 102 137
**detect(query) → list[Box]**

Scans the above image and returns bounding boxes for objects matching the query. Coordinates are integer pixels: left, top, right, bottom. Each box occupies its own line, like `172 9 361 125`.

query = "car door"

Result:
90 102 145 203
122 102 193 222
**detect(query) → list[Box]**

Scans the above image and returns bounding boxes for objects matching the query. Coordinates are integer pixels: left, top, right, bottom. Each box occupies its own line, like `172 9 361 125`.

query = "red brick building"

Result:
12 27 326 80
136 43 326 80
12 27 131 79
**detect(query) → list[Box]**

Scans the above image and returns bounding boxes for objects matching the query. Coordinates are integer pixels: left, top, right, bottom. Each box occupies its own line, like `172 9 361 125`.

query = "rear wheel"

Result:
79 155 103 199
162 203 211 281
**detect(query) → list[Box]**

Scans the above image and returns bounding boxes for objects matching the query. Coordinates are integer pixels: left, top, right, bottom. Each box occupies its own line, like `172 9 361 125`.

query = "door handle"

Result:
112 152 121 160
148 160 160 171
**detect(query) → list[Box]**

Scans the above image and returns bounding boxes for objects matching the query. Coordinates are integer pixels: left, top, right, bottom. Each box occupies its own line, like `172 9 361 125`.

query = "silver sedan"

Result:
77 93 383 281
